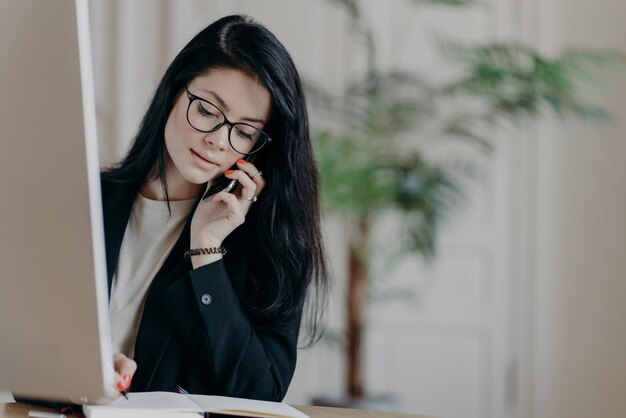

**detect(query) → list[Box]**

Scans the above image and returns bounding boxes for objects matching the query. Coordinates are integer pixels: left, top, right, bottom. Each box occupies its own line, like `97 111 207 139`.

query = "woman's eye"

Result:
197 102 217 118
235 128 254 140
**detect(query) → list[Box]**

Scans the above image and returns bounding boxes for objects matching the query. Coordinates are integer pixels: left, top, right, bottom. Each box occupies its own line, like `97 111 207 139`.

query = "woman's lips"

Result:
191 149 217 169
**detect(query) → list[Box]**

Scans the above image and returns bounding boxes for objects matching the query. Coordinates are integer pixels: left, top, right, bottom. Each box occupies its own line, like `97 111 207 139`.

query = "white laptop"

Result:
0 0 114 403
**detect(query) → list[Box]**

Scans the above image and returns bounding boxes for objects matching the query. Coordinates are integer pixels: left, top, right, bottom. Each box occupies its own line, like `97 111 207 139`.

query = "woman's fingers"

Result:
113 353 137 394
210 191 246 225
114 372 131 394
234 159 266 195
224 169 257 200
113 353 137 378
213 159 266 205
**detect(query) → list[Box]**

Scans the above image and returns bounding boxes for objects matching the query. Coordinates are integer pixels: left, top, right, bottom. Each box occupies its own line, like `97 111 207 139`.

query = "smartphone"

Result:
202 154 257 201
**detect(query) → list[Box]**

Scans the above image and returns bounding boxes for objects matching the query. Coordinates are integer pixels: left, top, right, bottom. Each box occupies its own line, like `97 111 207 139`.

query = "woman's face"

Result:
163 67 271 190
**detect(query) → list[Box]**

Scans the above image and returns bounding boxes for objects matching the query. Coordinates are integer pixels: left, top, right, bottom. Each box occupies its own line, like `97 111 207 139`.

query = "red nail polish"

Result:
224 170 234 175
237 158 246 164
117 380 129 391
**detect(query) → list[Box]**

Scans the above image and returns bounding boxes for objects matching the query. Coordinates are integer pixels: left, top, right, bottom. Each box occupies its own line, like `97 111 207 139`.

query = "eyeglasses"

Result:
185 86 272 155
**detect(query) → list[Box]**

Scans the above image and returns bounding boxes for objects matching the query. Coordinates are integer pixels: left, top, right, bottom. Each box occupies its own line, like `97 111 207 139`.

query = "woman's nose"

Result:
204 124 230 150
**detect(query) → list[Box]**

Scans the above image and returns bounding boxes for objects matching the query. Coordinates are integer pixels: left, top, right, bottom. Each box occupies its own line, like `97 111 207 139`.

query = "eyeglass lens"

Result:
187 99 267 155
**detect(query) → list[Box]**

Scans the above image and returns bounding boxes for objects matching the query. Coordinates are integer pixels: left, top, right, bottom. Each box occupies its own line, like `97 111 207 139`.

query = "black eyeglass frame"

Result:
184 86 272 156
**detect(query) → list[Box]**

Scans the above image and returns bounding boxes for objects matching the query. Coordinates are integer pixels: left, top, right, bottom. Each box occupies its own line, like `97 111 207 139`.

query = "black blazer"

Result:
100 178 301 401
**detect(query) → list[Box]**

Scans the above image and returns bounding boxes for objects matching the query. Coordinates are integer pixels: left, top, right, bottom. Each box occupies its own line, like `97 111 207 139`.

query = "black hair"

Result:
102 15 328 345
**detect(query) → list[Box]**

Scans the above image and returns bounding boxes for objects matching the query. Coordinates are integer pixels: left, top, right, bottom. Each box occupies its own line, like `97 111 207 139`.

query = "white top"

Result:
109 193 196 358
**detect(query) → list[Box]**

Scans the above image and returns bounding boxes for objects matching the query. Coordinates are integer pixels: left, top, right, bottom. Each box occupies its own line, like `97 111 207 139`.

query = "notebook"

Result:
82 392 310 418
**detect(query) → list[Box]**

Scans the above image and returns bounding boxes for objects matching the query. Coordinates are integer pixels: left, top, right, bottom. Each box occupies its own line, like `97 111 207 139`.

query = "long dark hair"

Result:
103 15 328 344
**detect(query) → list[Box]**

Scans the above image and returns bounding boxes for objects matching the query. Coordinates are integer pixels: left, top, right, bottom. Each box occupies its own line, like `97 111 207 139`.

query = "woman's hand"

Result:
113 353 137 396
72 353 137 405
190 158 266 268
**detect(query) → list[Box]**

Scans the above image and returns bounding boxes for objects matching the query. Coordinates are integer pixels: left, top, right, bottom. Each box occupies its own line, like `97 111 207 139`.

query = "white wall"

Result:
540 0 626 417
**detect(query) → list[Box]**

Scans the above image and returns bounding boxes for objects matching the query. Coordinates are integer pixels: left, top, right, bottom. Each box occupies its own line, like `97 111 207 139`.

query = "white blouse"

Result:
108 193 195 358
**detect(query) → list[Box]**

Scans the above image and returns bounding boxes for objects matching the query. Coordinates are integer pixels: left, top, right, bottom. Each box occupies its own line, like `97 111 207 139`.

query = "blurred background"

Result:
89 1 626 417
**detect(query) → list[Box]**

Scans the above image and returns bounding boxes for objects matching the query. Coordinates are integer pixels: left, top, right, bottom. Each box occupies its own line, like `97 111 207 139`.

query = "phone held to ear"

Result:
202 176 236 201
202 154 257 202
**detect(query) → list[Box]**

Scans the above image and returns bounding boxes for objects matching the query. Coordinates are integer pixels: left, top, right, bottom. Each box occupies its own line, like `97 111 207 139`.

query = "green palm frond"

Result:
394 153 469 257
315 131 395 216
438 41 622 121
348 71 435 134
315 126 469 258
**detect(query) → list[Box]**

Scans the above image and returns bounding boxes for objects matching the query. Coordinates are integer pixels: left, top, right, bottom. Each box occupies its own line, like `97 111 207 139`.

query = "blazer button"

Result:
201 294 213 305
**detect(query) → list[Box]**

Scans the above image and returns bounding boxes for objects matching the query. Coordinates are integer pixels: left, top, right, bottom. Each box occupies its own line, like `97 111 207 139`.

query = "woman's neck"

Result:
139 177 202 201
140 158 204 201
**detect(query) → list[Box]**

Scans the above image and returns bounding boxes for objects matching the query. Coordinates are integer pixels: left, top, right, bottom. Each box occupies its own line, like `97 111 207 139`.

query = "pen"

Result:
120 389 130 401
28 411 66 418
117 374 132 402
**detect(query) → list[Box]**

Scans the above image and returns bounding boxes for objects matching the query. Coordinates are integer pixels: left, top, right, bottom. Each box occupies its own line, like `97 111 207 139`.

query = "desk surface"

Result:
1 402 432 418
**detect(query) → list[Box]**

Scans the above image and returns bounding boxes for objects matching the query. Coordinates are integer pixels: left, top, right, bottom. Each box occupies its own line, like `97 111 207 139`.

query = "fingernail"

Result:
237 158 246 164
224 170 234 175
123 374 131 384
117 380 129 391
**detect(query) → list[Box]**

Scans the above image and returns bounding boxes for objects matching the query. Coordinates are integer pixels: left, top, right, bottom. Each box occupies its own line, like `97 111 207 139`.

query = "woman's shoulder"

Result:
99 171 138 206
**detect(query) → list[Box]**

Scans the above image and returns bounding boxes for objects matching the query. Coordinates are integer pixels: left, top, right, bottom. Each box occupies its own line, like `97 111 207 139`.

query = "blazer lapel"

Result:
100 179 137 299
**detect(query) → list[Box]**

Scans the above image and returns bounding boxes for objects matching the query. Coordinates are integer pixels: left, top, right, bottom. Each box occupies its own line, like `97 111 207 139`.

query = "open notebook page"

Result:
83 391 309 418
83 391 201 417
188 394 309 418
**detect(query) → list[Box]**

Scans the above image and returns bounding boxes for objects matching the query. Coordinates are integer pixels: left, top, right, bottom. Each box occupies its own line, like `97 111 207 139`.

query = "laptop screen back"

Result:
0 0 113 402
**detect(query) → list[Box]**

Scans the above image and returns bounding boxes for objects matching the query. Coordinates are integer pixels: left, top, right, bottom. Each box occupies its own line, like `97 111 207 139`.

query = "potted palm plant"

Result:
308 0 624 407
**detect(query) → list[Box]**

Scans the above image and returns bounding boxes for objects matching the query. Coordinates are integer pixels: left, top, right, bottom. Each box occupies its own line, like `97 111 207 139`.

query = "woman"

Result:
101 14 328 402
